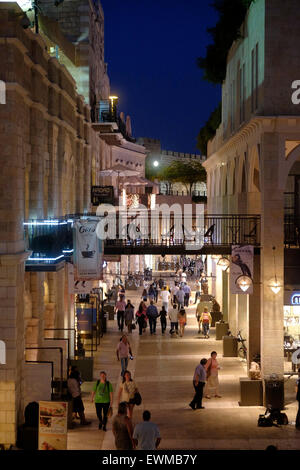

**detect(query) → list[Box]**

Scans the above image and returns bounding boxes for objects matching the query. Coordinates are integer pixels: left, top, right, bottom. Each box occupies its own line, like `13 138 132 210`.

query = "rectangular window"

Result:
251 43 259 112
251 49 254 112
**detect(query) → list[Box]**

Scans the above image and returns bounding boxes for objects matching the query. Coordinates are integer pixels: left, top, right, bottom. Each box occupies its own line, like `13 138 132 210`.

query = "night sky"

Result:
101 0 221 155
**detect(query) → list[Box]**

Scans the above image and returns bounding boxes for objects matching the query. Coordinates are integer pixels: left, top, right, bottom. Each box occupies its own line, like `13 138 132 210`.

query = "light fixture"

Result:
269 279 281 294
153 161 159 167
236 275 252 292
217 257 230 271
269 246 281 294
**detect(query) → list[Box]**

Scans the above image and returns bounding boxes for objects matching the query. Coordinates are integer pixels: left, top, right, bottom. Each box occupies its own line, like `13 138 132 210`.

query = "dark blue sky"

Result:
101 0 221 154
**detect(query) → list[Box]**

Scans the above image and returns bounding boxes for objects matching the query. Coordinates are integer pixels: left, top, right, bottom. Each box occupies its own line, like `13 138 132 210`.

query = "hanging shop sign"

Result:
67 263 94 294
91 186 114 206
74 220 102 280
230 245 254 294
38 401 68 450
291 293 300 305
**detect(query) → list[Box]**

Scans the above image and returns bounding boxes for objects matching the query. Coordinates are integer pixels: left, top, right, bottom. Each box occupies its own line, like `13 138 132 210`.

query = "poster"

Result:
39 401 68 450
230 245 254 294
74 220 102 280
67 263 94 294
76 307 93 332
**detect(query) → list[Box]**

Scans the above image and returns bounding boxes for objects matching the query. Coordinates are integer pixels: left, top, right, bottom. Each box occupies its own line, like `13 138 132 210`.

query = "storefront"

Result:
284 291 300 372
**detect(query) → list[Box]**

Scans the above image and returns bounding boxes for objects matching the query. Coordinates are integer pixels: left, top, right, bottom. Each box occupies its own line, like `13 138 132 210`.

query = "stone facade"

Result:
203 0 300 378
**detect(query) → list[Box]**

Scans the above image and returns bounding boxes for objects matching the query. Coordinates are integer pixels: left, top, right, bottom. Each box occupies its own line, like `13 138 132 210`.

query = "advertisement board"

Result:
230 245 254 294
38 401 68 450
74 220 102 280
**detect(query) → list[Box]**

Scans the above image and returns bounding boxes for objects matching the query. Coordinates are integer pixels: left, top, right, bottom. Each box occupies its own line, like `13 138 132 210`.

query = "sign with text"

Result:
230 245 254 294
74 220 102 280
38 401 68 450
91 186 114 206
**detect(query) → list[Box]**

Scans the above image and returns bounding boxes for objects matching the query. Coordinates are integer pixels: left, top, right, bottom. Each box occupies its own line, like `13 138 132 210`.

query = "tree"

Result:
197 0 255 84
163 160 206 195
197 102 222 155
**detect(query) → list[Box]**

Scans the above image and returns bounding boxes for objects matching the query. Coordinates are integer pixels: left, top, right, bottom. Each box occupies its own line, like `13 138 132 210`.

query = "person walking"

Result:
91 371 113 431
200 307 212 338
169 304 179 335
136 303 147 336
158 305 168 334
183 283 191 307
194 279 201 304
115 296 126 332
178 308 187 337
146 300 159 335
189 358 207 410
296 367 300 430
133 410 161 450
204 351 221 399
148 284 155 302
153 282 158 303
116 335 133 377
112 402 134 450
171 282 179 305
142 287 148 302
67 369 91 425
124 300 135 334
117 370 139 419
176 286 185 311
160 287 170 312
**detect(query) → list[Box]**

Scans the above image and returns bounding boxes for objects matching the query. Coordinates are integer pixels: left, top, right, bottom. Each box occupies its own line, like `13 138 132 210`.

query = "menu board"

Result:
39 401 68 450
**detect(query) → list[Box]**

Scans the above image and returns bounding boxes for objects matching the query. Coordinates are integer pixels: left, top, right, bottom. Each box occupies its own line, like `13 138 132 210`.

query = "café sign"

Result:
291 293 300 305
91 186 114 206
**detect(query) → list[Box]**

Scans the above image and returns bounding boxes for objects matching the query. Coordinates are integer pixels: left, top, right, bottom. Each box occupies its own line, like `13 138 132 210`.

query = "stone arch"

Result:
237 154 247 194
227 160 235 195
283 143 300 190
248 145 260 192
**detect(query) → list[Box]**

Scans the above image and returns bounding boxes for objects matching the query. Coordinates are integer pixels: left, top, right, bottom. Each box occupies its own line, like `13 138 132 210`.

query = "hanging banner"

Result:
67 263 94 294
38 401 68 450
230 245 254 294
74 220 102 280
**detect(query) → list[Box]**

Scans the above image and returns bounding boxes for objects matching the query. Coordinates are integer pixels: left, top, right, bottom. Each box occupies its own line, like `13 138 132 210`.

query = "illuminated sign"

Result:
0 340 6 364
291 293 300 305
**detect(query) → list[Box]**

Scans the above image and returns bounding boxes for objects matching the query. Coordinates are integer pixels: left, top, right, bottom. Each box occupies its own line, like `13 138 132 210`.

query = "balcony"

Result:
92 100 136 144
24 219 73 271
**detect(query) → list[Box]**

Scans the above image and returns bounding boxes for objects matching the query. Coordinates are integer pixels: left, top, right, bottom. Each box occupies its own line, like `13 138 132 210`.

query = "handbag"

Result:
131 323 136 330
107 406 113 418
133 391 142 406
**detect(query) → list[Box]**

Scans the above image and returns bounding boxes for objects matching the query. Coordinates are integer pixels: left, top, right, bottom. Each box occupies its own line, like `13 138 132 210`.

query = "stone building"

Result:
0 1 146 446
203 0 300 379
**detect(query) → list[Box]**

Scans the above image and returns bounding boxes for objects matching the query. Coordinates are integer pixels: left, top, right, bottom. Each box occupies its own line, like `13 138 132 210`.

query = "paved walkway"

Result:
68 288 300 450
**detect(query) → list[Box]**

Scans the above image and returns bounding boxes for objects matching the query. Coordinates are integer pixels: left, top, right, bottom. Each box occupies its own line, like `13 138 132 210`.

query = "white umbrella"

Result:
122 176 148 186
99 164 140 196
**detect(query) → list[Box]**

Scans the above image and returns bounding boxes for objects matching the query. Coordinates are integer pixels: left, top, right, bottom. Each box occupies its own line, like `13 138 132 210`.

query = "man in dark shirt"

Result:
189 358 207 410
146 301 159 335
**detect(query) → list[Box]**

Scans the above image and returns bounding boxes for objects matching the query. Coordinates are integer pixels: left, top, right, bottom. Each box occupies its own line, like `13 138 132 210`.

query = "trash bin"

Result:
223 335 238 357
264 374 284 410
215 322 229 340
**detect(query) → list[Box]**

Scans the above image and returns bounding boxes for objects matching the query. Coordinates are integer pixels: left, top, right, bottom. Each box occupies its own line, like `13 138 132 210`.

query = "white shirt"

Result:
169 308 179 322
161 290 170 303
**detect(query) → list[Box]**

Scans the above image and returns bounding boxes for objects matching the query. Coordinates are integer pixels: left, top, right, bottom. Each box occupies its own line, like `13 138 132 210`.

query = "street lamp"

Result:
153 161 159 167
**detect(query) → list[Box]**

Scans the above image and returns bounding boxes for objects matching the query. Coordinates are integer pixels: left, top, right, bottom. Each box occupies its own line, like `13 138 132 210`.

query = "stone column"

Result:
260 133 284 376
248 254 261 368
228 293 238 335
29 107 46 218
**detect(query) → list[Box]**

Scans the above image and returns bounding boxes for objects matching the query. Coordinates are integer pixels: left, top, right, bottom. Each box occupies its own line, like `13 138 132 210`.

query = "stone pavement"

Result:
67 288 300 450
